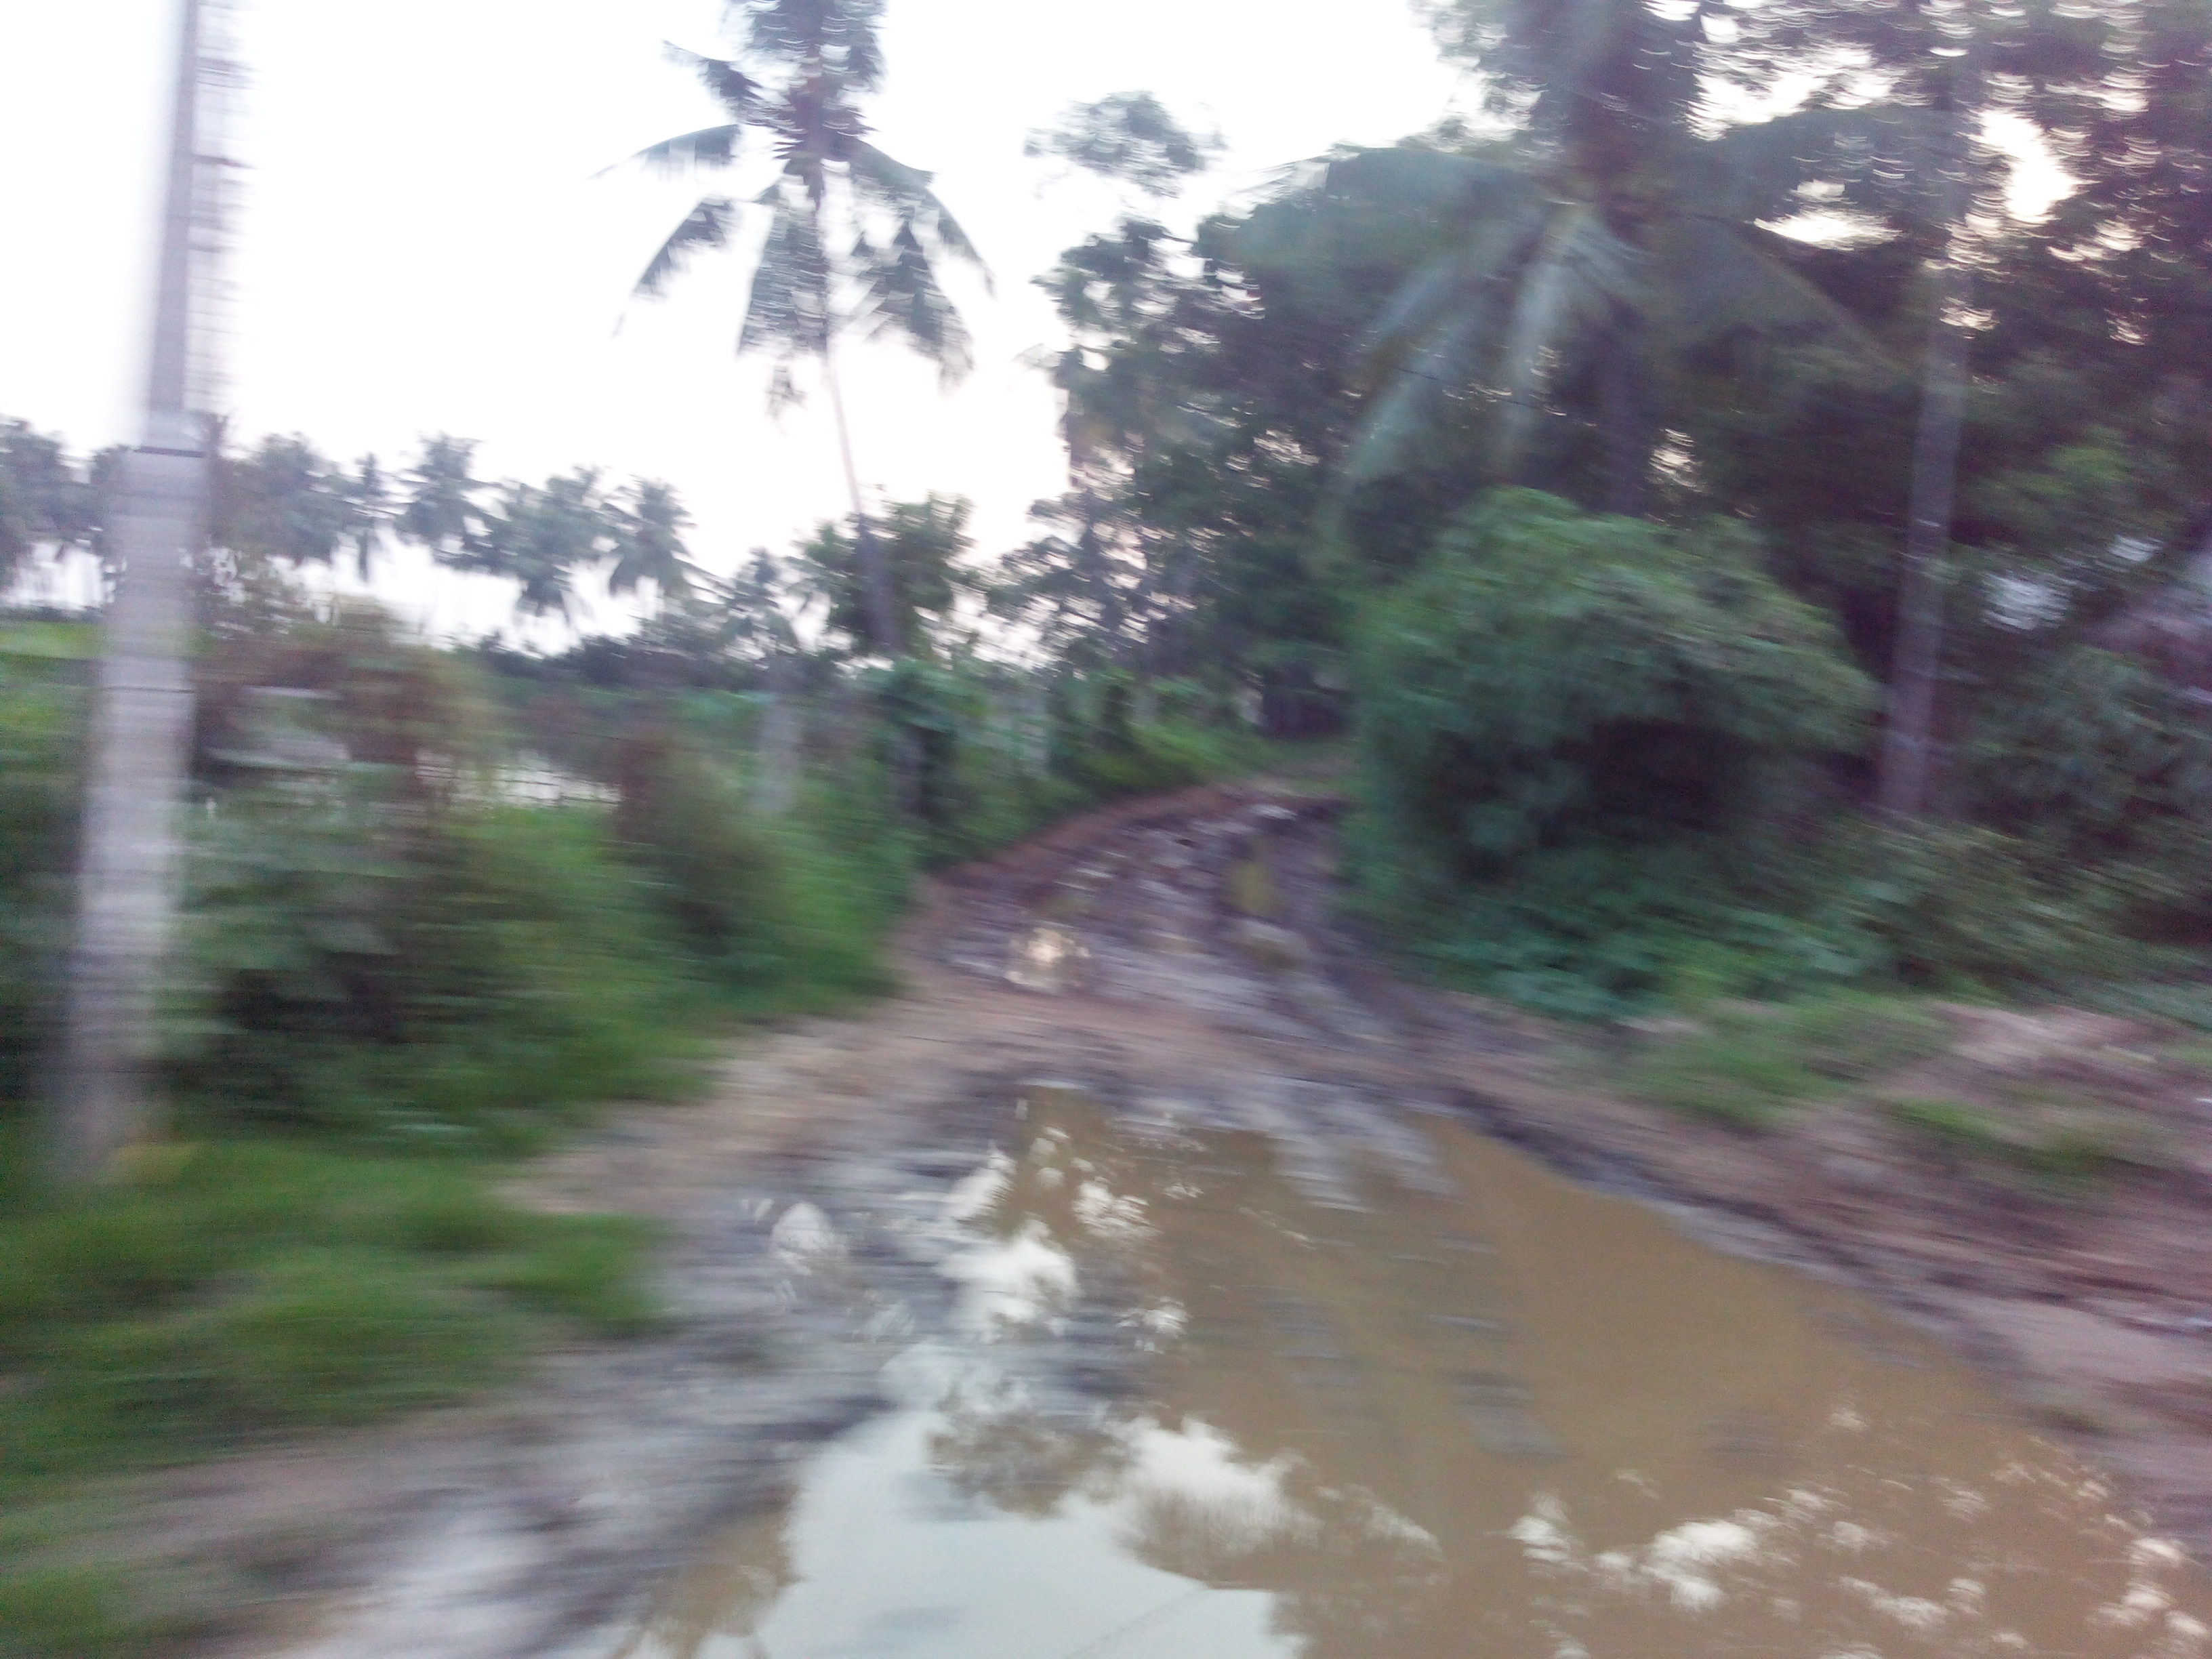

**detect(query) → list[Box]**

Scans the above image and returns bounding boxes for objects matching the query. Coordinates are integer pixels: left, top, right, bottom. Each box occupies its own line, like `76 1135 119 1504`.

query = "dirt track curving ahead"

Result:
163 779 2212 1657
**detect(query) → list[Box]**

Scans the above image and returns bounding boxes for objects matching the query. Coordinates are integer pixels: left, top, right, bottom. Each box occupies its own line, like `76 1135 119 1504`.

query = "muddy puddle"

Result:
613 1088 2208 1659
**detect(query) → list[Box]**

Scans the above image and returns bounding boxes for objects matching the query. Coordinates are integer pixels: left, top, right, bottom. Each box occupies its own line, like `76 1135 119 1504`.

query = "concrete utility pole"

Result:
54 0 211 1178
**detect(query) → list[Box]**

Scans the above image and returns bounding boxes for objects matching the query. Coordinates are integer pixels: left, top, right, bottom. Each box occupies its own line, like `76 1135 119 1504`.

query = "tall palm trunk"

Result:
54 0 209 1177
1599 303 1650 518
756 640 801 815
821 333 901 656
1877 104 1976 821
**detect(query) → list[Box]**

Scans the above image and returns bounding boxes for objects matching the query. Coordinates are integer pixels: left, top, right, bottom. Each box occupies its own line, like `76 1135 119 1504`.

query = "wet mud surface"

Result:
192 782 2212 1657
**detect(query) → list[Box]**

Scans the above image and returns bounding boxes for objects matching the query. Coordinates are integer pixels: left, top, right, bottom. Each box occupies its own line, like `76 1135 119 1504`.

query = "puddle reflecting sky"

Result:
616 1090 2209 1659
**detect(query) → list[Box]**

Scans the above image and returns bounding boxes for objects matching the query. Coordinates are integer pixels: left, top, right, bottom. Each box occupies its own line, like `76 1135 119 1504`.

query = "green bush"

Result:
1360 809 2144 1019
613 732 893 1009
1372 838 1875 1017
1801 820 2150 992
1069 714 1263 799
1969 646 2212 861
174 793 705 1143
0 625 89 1108
1344 492 1910 1016
1353 489 1874 880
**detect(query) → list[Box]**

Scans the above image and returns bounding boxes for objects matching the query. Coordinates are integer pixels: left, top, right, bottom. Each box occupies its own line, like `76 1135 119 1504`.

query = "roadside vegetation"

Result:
12 0 2212 1648
1624 993 1954 1131
0 578 1256 1651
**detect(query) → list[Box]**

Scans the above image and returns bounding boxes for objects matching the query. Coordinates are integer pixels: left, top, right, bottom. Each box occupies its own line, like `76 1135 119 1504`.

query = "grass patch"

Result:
1881 1094 2149 1189
1779 993 1950 1080
1626 992 1952 1130
0 1132 663 1654
0 1143 661 1492
0 1561 190 1659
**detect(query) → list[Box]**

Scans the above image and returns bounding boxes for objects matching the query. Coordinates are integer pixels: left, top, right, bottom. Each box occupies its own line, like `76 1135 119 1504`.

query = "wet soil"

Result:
173 781 2212 1656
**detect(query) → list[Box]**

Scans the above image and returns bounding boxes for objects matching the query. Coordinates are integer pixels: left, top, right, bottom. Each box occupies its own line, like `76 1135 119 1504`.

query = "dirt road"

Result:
181 780 2212 1656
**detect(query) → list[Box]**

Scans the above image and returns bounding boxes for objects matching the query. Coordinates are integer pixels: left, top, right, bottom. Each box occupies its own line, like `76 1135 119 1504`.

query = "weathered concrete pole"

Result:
54 0 209 1178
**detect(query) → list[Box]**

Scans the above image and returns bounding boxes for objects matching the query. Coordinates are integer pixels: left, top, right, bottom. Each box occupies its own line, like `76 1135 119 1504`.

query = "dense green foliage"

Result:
994 0 2212 1017
0 626 87 1105
1355 491 1873 874
0 594 1254 1145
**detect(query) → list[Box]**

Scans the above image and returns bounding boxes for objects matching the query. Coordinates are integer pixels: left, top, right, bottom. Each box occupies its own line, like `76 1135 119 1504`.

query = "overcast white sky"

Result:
0 0 1467 634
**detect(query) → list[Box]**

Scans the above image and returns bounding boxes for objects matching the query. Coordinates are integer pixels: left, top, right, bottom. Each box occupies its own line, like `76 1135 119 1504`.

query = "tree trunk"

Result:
820 341 901 656
1599 305 1650 518
1877 109 1976 821
1074 493 1128 659
54 0 207 1179
756 643 800 815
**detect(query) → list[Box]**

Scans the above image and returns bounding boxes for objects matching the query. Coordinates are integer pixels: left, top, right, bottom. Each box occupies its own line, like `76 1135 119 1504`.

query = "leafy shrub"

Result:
1353 489 1875 880
1969 646 2212 859
862 657 1260 867
174 792 704 1142
1069 715 1261 799
1362 834 1879 1017
1368 808 2144 1019
1345 492 1908 1015
1801 820 2148 992
0 626 89 1109
867 655 1077 862
613 730 893 1008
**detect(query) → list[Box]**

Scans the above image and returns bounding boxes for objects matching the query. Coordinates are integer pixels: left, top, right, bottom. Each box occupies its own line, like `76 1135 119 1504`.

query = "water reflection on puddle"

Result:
617 1090 2209 1659
1007 925 1088 994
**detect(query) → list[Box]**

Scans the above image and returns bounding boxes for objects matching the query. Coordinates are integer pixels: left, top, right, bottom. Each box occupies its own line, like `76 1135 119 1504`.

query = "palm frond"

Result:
1359 199 1548 361
1494 203 1645 472
1320 146 1521 211
632 197 737 298
1694 104 1952 229
848 141 991 290
1649 218 1887 359
740 192 832 359
1342 203 1550 487
1343 303 1494 485
1237 148 1535 290
606 478 694 599
851 218 974 384
600 124 743 179
663 44 762 121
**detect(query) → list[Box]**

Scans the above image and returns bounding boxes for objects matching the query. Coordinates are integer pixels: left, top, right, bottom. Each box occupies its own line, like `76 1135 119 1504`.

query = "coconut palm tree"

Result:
605 479 699 607
1378 0 2113 817
1307 0 1931 516
617 0 986 655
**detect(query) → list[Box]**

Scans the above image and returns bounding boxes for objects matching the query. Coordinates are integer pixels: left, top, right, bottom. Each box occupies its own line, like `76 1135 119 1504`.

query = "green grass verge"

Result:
1626 992 1951 1130
0 1135 660 1656
1880 1094 2154 1189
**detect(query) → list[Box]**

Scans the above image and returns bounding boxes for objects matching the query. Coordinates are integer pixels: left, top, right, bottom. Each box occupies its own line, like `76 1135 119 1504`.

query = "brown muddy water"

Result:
611 1088 2207 1659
